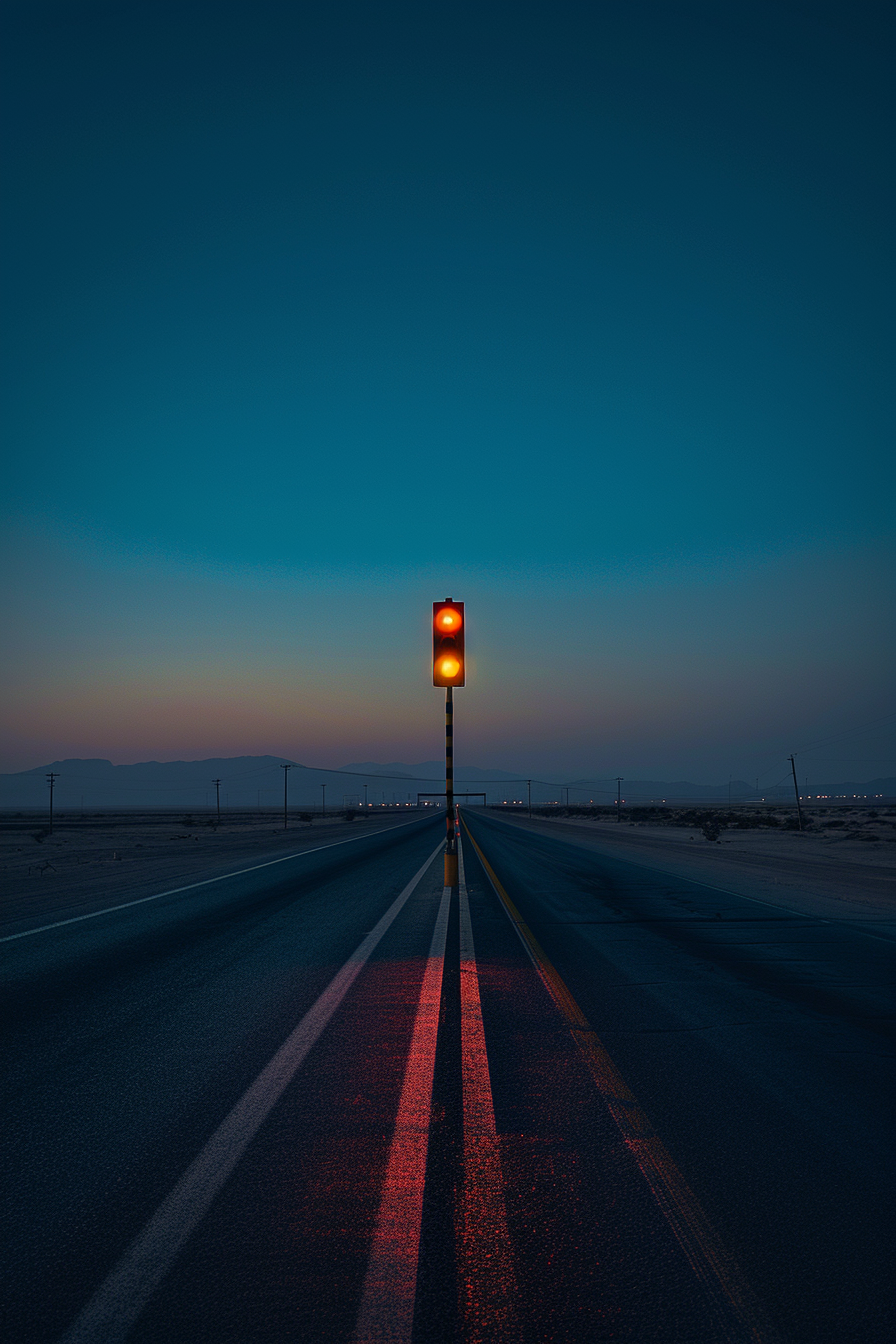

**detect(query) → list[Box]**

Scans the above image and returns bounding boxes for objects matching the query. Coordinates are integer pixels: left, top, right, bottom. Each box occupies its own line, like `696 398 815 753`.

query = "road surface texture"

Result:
2 808 893 1341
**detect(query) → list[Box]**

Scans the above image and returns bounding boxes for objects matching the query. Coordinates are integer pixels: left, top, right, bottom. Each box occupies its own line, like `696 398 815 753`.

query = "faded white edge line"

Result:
501 815 896 941
575 850 896 943
2 816 434 944
58 839 445 1344
353 881 452 1344
487 813 838 924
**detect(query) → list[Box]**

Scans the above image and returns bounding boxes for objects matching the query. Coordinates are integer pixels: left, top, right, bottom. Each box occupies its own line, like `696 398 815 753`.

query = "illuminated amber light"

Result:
436 607 461 631
439 656 461 678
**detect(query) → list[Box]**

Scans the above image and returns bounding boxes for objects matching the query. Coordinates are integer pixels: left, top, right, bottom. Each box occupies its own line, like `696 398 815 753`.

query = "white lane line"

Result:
498 818 896 944
58 839 445 1344
353 882 452 1344
2 817 431 944
457 833 519 1339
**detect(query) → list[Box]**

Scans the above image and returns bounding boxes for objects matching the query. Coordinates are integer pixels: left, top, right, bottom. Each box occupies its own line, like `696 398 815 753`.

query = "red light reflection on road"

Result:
458 868 519 1341
287 954 430 1259
354 887 451 1343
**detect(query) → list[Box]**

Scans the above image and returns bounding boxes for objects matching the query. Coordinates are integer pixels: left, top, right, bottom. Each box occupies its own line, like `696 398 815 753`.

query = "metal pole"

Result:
444 685 457 886
46 772 58 835
321 783 326 816
527 779 531 817
364 783 368 809
213 778 221 822
281 764 292 829
788 755 803 832
616 776 623 821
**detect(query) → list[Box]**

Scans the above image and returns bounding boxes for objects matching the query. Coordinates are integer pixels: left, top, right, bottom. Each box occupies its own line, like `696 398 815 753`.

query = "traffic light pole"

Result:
444 685 457 886
432 597 463 887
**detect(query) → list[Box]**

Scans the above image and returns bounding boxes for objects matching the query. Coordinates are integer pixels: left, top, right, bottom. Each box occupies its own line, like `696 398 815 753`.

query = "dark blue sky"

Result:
2 0 893 780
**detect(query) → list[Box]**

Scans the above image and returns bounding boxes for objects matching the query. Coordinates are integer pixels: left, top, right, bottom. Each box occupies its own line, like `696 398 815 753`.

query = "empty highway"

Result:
3 809 894 1342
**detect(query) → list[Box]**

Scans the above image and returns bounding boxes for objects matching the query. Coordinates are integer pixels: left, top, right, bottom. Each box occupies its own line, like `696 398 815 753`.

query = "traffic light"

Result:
433 601 465 686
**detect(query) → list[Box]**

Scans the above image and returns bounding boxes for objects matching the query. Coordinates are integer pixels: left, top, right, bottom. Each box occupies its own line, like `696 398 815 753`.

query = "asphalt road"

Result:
2 808 893 1342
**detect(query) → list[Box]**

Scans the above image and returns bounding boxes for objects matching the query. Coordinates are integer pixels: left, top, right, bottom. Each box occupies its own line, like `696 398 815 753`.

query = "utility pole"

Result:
321 783 326 816
46 772 58 835
212 778 222 823
787 755 803 832
527 779 532 816
280 764 292 829
364 783 368 809
616 777 623 821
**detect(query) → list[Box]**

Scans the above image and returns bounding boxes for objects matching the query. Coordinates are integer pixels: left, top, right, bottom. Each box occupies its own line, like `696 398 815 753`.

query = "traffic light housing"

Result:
433 601 465 686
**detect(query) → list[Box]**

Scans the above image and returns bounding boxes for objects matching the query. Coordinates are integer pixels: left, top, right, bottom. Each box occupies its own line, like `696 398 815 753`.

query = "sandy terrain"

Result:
0 808 425 939
484 805 896 937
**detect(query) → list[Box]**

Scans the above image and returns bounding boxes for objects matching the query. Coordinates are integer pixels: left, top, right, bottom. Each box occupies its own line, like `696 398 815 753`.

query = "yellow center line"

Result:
461 818 784 1344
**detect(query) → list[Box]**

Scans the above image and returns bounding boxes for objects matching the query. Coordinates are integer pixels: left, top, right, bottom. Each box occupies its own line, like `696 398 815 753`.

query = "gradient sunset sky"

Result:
2 0 894 786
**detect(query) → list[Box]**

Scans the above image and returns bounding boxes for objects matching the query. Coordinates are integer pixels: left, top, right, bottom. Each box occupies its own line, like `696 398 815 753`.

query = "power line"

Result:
793 710 896 756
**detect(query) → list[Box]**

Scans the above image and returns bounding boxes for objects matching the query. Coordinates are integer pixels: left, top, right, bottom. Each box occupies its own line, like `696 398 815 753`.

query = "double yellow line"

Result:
462 818 783 1344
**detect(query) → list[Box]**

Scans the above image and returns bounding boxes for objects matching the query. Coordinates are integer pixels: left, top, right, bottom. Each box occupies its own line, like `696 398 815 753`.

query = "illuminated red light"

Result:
435 606 461 631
